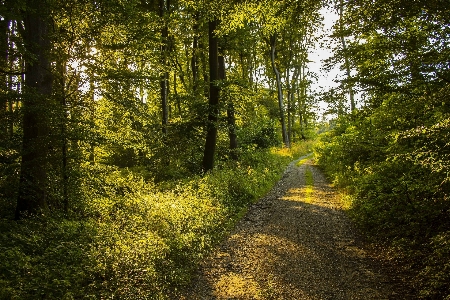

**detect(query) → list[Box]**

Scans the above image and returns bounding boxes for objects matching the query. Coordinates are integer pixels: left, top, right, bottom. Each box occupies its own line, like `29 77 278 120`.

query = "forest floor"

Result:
176 156 413 299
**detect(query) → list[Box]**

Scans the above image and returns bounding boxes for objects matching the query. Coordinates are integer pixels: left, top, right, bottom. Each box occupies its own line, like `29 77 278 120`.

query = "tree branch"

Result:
0 69 26 76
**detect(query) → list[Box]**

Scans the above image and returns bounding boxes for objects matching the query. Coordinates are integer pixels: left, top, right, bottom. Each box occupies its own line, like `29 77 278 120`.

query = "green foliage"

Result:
238 119 281 149
0 0 322 297
0 141 312 299
315 86 450 298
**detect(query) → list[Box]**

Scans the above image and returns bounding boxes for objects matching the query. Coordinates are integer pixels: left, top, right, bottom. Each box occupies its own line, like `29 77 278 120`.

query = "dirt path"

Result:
177 157 409 299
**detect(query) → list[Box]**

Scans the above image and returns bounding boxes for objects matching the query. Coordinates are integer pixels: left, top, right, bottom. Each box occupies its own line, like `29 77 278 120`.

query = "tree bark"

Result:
0 18 8 138
202 19 219 172
286 68 292 144
339 0 355 111
269 34 289 148
219 55 238 160
57 59 69 214
298 65 306 140
160 0 169 134
16 3 53 219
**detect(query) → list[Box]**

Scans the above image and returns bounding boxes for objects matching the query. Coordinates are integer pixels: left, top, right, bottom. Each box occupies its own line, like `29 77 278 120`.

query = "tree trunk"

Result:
160 0 169 134
219 55 238 160
0 18 8 138
191 14 199 93
298 65 306 140
286 68 292 144
5 20 15 139
56 58 69 214
339 0 355 111
269 34 289 148
290 67 299 142
202 19 219 172
16 4 53 219
89 76 96 164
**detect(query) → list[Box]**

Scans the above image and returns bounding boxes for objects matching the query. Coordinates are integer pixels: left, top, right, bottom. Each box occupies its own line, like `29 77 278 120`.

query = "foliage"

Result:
0 0 321 297
317 1 450 295
315 86 450 298
0 142 312 299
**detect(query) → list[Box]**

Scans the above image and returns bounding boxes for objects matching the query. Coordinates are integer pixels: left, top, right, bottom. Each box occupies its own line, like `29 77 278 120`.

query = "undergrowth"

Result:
0 141 313 299
314 109 450 299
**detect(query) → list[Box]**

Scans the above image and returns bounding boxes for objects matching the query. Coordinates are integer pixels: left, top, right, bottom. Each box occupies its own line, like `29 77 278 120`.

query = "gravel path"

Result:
177 157 410 299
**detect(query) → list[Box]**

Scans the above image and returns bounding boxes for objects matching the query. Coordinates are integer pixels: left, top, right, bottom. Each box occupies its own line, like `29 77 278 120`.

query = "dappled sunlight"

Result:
282 186 314 204
214 273 261 299
179 161 400 299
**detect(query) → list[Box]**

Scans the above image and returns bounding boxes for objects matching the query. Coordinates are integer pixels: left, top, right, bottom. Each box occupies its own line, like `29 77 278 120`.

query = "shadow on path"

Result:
177 160 410 299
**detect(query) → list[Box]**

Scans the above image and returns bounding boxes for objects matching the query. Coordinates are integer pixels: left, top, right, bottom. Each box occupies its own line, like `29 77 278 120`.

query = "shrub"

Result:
0 141 313 299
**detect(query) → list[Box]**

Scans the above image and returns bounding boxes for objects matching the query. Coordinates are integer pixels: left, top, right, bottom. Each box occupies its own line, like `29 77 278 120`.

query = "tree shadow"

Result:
178 164 412 299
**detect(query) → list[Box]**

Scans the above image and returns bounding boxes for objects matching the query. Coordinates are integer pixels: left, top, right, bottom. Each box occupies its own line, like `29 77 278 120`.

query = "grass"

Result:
303 165 314 203
296 153 314 167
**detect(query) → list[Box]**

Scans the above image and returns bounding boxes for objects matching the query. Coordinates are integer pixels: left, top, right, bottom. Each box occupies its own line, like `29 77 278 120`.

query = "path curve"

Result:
177 158 409 299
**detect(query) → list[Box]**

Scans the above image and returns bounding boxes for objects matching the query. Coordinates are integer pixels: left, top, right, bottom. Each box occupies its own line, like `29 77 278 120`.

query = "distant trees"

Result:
0 0 322 219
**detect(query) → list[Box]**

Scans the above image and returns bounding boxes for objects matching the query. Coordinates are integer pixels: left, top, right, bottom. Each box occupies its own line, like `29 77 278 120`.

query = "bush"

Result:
314 96 450 298
0 141 313 299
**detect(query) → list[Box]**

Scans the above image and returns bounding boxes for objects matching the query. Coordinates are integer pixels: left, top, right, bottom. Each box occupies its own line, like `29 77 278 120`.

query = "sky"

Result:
307 7 345 119
308 7 341 91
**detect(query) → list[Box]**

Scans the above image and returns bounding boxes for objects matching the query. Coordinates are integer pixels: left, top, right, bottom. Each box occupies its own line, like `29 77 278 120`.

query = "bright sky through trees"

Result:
308 8 339 87
307 7 341 118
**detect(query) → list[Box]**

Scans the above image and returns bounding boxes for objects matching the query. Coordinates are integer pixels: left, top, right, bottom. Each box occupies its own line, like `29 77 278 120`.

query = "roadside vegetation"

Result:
315 0 450 297
0 141 313 299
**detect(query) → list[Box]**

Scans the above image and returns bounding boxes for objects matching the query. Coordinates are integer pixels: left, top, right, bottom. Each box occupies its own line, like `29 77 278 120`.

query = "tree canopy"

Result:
316 0 450 298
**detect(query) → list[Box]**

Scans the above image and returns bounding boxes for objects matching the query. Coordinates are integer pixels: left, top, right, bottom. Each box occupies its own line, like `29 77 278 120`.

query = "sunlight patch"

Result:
214 273 261 299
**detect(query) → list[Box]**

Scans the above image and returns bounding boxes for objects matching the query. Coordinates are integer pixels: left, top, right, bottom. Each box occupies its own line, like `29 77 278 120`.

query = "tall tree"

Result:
202 19 220 172
268 34 290 148
0 17 8 139
219 54 238 160
338 0 355 111
159 0 170 134
16 0 53 219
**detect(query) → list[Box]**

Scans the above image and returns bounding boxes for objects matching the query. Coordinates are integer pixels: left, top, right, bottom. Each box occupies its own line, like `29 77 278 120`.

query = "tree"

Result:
268 34 290 148
159 0 170 135
15 0 53 219
202 19 220 172
317 0 450 297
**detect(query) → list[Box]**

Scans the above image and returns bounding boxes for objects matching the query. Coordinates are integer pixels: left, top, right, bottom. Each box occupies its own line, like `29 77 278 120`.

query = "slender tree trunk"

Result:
298 65 306 140
89 78 95 164
57 59 69 214
160 0 169 134
286 68 292 144
202 19 219 172
219 55 238 160
269 35 289 148
291 67 299 142
174 71 182 115
191 14 199 93
6 21 15 139
0 19 8 138
16 4 52 219
339 0 355 111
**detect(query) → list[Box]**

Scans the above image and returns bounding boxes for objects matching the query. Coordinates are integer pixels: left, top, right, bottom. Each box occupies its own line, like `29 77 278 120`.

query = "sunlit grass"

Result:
304 166 314 203
271 140 314 159
296 153 314 167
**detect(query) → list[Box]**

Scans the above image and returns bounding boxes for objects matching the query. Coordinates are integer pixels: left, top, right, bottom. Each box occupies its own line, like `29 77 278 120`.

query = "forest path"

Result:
177 157 407 299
